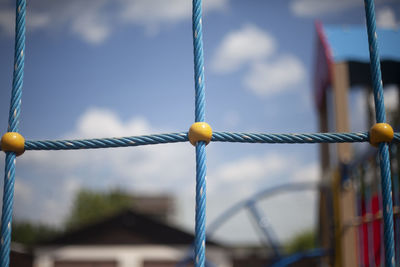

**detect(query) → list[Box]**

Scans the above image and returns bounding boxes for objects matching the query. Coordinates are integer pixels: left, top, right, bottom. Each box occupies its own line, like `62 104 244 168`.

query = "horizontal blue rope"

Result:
24 132 189 150
212 132 370 143
4 132 396 151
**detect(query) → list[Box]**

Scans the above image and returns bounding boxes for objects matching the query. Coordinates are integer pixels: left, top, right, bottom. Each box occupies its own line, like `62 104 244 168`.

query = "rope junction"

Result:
0 0 398 266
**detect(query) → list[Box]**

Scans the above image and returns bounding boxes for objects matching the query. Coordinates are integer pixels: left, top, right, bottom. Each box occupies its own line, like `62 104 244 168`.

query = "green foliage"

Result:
12 221 59 246
65 188 132 230
285 229 316 254
11 189 132 245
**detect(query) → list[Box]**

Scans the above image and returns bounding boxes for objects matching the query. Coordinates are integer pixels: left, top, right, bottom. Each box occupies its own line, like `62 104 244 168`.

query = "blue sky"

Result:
0 0 399 245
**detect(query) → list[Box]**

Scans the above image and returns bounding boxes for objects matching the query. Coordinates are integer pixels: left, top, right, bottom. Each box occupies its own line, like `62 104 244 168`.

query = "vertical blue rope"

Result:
363 0 395 266
8 0 26 134
1 0 26 266
195 142 207 267
0 154 16 267
192 0 207 266
192 0 206 123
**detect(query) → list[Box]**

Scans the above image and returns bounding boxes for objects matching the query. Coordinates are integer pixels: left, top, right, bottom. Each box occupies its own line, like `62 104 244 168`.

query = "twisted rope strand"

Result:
195 142 207 267
192 0 205 123
24 132 189 150
1 1 26 266
212 132 370 144
14 132 399 151
364 0 395 265
192 0 207 266
8 0 25 133
0 153 16 267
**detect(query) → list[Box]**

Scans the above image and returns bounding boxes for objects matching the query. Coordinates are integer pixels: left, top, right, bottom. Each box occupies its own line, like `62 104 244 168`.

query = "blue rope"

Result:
363 0 395 265
195 142 207 267
8 0 25 134
192 0 206 124
212 132 369 144
192 0 207 266
1 0 26 266
1 154 16 267
6 132 396 151
24 132 189 150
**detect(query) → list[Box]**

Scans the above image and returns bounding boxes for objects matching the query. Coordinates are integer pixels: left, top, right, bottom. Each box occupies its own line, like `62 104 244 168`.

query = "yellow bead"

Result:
188 122 212 146
1 132 25 156
369 123 394 147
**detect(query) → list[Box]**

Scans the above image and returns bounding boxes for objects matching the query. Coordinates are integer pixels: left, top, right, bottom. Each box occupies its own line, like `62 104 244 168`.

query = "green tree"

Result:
65 189 132 230
285 229 316 254
12 221 59 246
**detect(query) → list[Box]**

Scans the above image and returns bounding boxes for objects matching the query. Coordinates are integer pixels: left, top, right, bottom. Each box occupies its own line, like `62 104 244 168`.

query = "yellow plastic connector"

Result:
188 122 212 146
1 132 25 156
369 123 394 147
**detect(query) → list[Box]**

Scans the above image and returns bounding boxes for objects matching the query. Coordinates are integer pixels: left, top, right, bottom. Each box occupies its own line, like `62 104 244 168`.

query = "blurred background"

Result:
0 0 399 266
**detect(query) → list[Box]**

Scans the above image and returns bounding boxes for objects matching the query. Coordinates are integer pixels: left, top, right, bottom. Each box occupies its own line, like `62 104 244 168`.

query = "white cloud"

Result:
377 7 399 29
14 178 33 204
71 9 111 44
207 151 319 196
0 6 54 36
35 176 82 225
71 107 151 138
211 24 305 97
211 24 276 73
289 0 361 17
0 0 229 43
121 0 227 23
292 162 319 183
243 55 305 96
119 0 227 35
211 153 288 182
28 13 50 30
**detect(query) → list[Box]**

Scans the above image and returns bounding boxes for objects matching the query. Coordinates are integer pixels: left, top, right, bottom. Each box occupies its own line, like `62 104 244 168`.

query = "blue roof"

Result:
323 25 400 62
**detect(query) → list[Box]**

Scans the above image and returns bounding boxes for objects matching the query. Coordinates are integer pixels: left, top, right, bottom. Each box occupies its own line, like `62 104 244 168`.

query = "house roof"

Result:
39 209 220 246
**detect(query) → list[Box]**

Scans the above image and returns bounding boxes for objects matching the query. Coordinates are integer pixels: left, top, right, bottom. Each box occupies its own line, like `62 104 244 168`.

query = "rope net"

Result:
0 0 397 266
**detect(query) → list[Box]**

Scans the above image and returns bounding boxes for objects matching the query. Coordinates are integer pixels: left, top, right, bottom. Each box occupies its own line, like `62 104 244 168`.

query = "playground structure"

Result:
315 22 400 266
0 1 399 267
